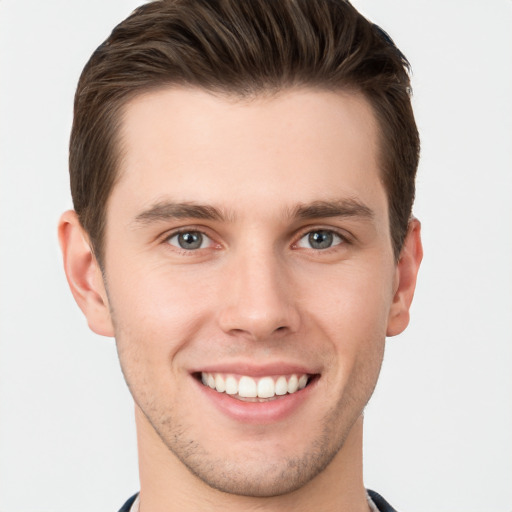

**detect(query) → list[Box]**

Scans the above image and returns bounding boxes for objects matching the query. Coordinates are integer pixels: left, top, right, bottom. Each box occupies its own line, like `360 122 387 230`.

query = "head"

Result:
60 0 422 505
70 0 419 267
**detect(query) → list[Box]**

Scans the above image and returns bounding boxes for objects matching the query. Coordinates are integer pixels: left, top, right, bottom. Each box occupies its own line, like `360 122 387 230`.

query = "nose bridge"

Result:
218 242 300 339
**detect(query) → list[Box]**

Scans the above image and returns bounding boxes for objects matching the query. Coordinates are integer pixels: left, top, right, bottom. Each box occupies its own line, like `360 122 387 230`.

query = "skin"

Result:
59 87 422 512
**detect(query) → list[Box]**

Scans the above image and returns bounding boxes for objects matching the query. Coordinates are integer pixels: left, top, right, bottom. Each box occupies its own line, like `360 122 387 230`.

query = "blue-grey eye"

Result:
167 231 210 250
297 230 343 250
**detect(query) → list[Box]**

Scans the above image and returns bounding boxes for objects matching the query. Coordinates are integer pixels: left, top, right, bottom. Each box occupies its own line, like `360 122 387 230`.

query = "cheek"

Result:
302 262 392 378
317 274 389 407
109 269 201 418
106 262 215 380
305 261 394 333
108 257 215 327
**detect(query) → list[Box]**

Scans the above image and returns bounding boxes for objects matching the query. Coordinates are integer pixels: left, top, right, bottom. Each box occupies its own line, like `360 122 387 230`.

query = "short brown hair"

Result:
70 0 419 264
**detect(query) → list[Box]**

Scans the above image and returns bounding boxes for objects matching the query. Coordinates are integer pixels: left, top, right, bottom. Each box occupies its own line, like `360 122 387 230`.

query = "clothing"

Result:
118 489 397 512
368 490 398 511
118 494 137 512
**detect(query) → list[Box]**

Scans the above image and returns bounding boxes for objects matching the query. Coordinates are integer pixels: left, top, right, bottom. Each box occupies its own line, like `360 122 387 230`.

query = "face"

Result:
97 88 406 496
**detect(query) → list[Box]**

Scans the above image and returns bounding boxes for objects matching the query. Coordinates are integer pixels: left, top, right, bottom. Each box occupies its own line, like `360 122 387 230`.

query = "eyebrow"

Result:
132 201 227 226
132 198 374 227
290 199 374 221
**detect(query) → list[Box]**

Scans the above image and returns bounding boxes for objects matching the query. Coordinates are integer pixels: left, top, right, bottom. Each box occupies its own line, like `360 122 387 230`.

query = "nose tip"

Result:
219 305 299 341
217 257 300 341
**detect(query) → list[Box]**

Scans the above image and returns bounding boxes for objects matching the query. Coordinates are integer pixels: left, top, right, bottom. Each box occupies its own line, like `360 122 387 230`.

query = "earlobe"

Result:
58 210 115 337
386 218 423 337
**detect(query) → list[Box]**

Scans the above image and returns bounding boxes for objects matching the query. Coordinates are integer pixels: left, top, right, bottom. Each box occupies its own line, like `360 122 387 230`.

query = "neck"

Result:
136 408 369 512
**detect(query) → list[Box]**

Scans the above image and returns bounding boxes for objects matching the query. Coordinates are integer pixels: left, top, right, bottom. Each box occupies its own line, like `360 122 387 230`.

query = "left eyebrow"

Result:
289 199 374 221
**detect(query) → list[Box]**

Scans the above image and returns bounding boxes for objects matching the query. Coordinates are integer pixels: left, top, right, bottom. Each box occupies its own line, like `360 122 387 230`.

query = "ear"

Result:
58 210 114 337
386 218 423 337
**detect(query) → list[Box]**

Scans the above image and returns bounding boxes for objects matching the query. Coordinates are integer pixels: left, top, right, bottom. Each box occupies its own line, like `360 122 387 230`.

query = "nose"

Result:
217 248 301 341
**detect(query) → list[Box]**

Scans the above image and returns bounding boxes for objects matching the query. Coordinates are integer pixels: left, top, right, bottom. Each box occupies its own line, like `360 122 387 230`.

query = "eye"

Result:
296 229 344 250
166 230 212 250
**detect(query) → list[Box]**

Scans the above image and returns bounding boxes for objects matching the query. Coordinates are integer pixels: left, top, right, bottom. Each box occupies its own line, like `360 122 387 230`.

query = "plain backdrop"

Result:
1 1 511 511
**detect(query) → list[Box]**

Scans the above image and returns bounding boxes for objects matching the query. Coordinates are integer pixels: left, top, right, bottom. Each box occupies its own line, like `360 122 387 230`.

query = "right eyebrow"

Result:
131 201 229 227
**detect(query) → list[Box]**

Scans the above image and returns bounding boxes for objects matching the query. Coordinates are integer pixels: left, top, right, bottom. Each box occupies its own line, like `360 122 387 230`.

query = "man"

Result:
58 1 422 510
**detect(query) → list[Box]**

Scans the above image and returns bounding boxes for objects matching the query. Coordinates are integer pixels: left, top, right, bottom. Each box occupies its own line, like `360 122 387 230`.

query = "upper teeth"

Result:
201 372 309 399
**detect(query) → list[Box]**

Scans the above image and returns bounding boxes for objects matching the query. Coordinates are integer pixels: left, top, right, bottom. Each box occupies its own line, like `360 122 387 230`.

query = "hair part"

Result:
70 0 419 265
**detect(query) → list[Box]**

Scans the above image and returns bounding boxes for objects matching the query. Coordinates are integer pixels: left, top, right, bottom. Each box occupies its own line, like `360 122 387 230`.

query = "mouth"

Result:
197 372 314 402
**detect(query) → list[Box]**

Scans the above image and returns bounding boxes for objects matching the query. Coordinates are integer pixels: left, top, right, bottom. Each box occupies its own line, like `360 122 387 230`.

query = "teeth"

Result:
215 374 226 393
275 376 288 396
200 372 310 399
257 377 275 399
238 376 257 398
288 375 299 393
225 375 238 395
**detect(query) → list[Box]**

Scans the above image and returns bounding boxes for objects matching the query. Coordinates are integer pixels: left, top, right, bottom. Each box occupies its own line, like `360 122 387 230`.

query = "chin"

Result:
151 406 355 498
177 448 338 498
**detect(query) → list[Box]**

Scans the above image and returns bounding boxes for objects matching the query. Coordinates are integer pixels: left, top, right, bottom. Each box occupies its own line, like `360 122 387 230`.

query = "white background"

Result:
1 1 511 511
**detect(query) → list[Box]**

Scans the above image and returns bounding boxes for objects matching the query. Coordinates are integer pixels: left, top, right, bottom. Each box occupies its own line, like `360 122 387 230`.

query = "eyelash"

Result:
162 226 351 253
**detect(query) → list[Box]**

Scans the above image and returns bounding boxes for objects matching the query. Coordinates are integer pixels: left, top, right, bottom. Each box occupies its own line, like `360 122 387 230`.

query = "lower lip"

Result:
194 376 317 424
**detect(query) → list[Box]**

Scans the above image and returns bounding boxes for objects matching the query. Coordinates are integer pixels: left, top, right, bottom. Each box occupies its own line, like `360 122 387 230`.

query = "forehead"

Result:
112 87 387 223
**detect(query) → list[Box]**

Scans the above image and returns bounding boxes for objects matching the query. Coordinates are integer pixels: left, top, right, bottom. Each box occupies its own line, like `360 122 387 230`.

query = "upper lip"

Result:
190 361 320 377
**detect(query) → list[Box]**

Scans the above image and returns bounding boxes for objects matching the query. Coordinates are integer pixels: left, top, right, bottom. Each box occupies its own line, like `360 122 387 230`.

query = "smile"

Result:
200 372 309 400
